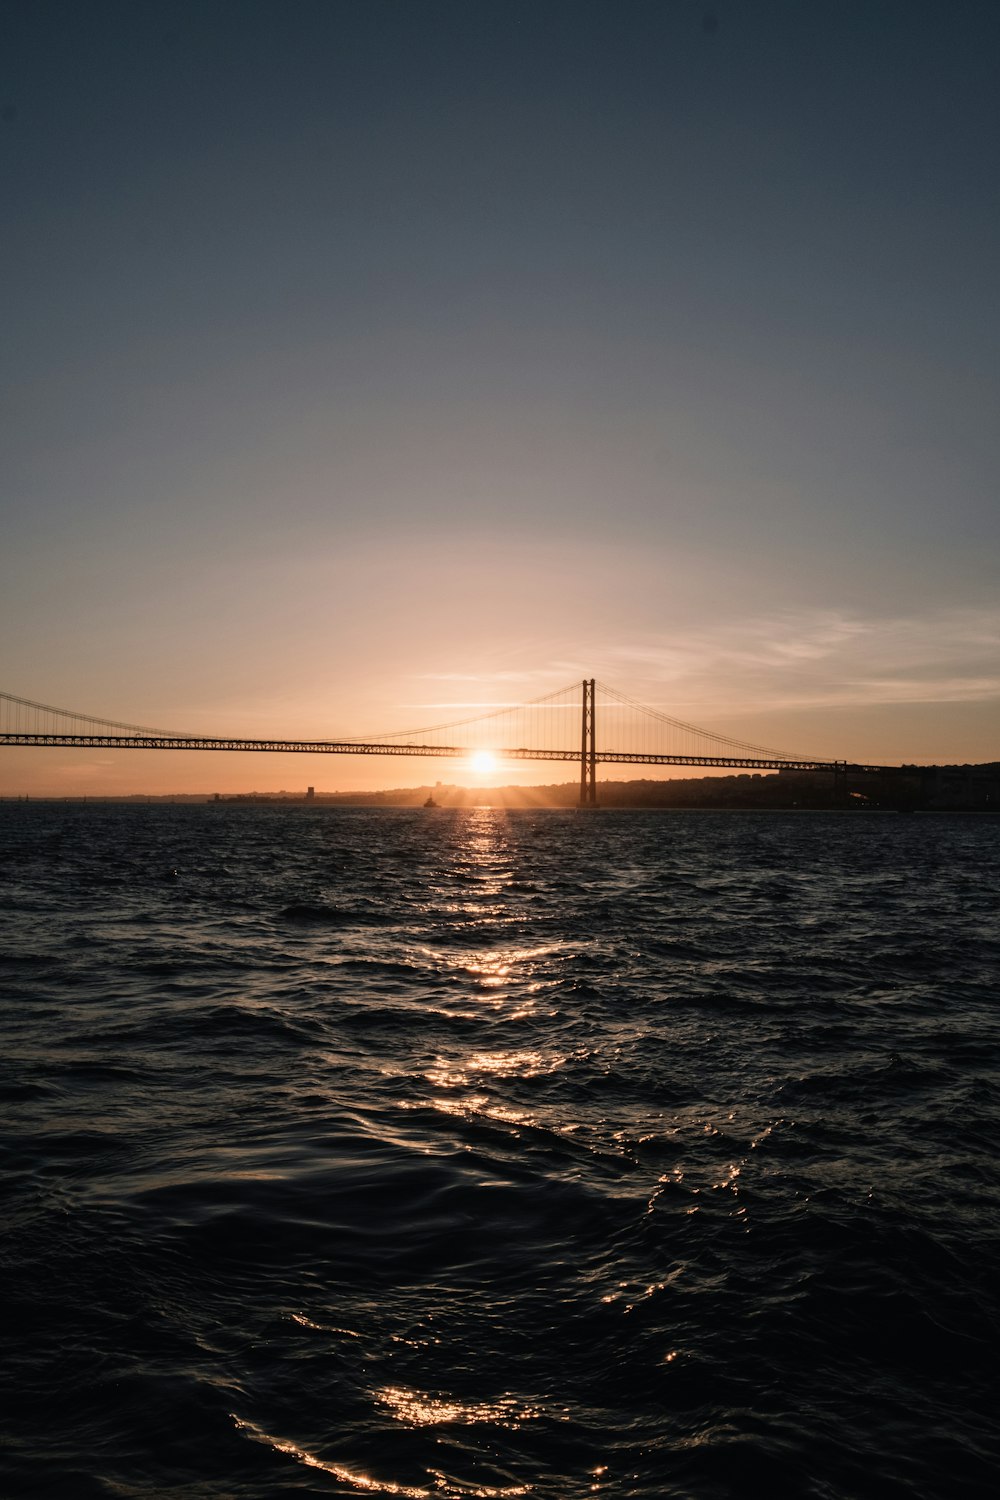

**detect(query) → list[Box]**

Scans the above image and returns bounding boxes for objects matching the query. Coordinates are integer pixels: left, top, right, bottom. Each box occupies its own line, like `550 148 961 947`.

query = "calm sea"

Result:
1 804 998 1499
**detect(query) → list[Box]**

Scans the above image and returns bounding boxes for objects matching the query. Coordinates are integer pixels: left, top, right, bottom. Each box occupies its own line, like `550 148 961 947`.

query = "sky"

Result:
2 0 998 793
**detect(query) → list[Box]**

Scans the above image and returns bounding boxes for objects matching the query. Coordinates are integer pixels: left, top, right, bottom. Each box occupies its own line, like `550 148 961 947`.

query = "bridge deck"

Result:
0 732 904 775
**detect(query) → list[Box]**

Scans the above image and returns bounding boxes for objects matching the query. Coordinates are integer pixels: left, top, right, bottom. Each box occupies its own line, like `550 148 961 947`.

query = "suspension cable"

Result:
0 690 187 738
370 682 581 741
595 681 823 761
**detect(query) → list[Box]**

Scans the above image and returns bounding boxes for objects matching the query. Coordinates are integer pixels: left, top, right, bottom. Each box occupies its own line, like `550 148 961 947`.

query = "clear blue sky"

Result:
2 0 998 791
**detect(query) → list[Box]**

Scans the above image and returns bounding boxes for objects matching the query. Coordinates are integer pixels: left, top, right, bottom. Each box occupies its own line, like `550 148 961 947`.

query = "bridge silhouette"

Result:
2 680 905 805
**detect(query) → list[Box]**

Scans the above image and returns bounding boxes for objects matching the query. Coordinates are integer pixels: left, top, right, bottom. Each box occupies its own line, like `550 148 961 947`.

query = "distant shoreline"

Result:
3 765 997 815
3 801 996 816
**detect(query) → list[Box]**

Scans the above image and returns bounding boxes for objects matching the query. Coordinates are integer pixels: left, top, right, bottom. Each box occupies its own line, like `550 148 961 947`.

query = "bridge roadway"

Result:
0 732 899 776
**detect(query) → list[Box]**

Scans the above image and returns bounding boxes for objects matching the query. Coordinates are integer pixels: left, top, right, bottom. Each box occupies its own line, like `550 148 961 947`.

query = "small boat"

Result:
423 795 438 808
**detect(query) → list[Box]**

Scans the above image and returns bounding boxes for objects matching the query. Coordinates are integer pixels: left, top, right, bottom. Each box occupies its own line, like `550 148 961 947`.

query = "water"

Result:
1 804 998 1499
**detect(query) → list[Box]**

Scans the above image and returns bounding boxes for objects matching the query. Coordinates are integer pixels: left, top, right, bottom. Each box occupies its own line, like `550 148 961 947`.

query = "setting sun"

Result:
469 750 499 775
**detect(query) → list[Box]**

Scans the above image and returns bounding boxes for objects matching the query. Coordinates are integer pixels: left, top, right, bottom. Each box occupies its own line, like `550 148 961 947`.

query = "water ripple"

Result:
1 804 998 1498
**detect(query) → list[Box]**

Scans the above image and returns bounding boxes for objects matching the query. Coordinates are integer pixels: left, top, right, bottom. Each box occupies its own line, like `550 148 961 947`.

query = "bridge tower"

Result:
580 678 597 806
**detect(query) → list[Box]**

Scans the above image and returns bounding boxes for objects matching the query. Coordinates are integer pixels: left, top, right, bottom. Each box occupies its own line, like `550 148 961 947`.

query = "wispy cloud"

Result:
399 607 999 733
835 675 1000 705
594 606 1000 716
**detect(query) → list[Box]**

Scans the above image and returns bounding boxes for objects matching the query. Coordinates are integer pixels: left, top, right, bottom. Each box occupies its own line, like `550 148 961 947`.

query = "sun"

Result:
469 749 498 775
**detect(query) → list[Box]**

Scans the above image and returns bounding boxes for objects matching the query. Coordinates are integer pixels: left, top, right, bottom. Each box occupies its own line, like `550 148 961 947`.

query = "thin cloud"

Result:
398 608 998 730
594 606 1000 717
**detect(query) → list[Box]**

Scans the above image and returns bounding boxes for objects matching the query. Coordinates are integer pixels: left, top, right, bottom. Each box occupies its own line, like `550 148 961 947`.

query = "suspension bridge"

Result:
1 681 905 804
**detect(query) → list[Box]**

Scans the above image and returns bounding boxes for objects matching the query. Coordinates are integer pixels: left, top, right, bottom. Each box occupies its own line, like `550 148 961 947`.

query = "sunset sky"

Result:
2 0 998 794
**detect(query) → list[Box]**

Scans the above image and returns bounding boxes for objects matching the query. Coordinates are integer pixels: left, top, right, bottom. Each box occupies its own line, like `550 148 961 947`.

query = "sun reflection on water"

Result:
426 1049 565 1089
233 1414 530 1497
415 941 568 1005
289 1311 362 1337
378 1385 542 1428
232 1415 433 1497
428 1093 544 1132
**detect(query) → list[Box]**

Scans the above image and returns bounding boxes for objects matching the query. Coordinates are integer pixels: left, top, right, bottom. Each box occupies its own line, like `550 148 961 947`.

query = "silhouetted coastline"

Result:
8 764 998 812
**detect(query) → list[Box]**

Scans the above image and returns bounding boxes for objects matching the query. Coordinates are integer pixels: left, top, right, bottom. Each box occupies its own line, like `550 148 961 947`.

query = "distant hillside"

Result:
18 764 996 811
213 764 1000 811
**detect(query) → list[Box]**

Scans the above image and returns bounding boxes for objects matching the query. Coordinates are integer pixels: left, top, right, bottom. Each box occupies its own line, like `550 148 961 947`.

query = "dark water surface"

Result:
2 805 999 1499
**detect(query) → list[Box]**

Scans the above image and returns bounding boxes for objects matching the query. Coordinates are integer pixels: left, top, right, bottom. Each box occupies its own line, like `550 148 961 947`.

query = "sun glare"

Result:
469 750 498 775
